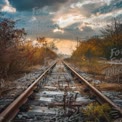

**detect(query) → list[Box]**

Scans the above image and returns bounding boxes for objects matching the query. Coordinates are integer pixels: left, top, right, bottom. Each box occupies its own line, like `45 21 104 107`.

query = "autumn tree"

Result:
0 17 26 77
101 18 122 59
101 18 122 45
36 37 57 64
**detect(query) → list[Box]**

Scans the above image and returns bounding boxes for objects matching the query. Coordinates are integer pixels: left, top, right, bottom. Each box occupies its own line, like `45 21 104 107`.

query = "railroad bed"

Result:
0 65 51 114
0 61 122 122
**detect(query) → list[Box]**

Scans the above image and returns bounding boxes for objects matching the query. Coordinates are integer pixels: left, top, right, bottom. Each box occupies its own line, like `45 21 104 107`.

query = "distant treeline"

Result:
71 19 122 62
0 17 57 78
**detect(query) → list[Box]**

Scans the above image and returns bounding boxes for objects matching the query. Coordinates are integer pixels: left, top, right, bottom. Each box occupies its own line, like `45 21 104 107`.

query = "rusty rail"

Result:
0 62 57 122
63 61 122 115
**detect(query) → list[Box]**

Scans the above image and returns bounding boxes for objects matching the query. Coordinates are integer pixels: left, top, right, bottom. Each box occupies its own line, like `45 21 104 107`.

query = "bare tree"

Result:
101 18 122 46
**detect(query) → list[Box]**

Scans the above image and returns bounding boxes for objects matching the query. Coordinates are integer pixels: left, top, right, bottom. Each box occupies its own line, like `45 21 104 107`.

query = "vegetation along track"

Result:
0 60 122 122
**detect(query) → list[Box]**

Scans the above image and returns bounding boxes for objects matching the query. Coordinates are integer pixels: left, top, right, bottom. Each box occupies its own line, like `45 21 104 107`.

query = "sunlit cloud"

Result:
53 1 122 33
1 0 16 13
102 0 113 6
70 1 101 9
0 0 121 41
53 14 84 28
49 12 56 15
52 0 114 30
79 9 122 30
114 9 122 17
53 28 64 33
70 0 113 9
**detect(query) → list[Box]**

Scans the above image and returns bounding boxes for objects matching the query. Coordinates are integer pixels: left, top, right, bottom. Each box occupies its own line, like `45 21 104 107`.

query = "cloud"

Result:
9 0 68 11
1 0 121 41
29 16 37 22
82 9 122 29
24 0 122 40
70 0 103 9
53 14 84 28
53 28 64 33
1 0 16 13
93 0 122 14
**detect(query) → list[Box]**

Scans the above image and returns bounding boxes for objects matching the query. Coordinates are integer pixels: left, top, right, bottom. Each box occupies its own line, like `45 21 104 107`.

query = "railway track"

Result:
0 61 122 122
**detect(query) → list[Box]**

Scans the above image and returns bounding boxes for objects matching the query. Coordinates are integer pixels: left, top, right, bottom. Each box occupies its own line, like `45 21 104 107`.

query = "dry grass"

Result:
96 82 122 91
69 60 122 92
0 65 42 95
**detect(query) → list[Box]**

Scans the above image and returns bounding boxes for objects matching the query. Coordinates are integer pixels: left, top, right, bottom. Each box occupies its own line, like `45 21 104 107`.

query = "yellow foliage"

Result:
82 103 111 121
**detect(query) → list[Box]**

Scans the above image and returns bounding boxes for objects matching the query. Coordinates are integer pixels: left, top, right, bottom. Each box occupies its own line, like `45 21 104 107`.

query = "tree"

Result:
48 41 58 51
100 18 122 59
101 18 122 46
0 17 26 77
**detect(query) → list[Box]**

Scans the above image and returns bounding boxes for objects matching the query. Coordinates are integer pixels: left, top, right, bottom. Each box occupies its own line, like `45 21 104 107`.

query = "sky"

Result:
0 0 122 55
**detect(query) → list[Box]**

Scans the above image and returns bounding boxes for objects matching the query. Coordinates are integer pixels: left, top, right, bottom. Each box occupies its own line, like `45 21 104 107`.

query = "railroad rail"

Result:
0 61 121 122
0 62 57 122
63 61 122 115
